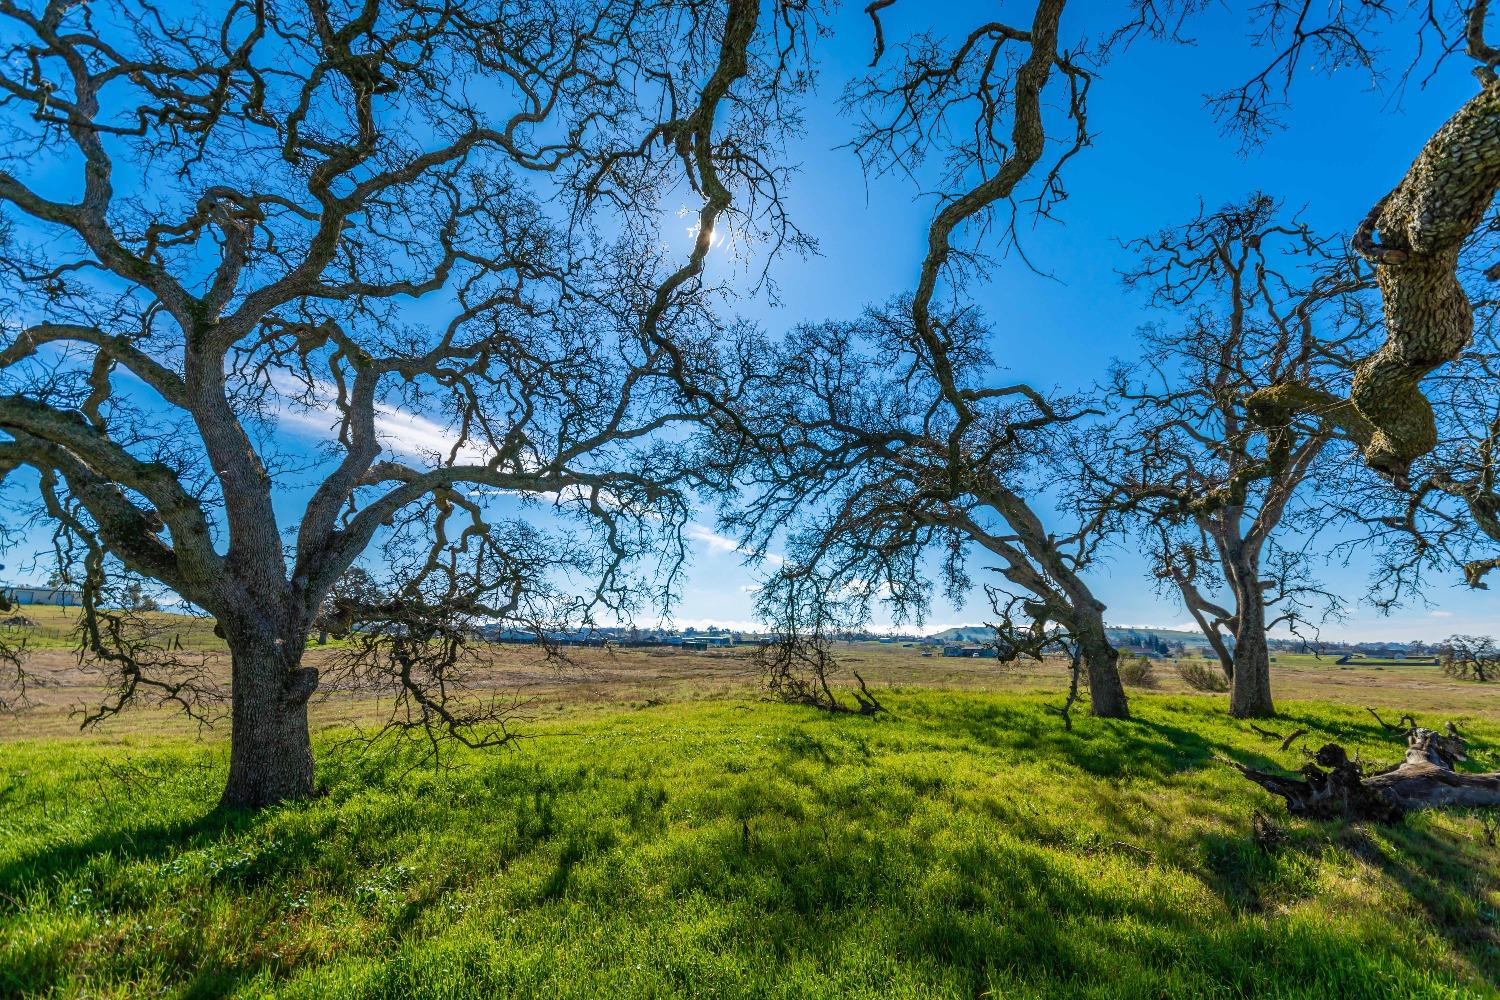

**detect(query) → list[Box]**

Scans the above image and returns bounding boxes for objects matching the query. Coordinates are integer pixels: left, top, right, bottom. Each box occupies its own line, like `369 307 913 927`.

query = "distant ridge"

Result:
930 624 1208 645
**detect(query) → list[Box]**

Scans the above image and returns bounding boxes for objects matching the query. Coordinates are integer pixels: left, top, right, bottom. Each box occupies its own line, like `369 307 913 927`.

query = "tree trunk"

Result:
1228 575 1274 718
1075 609 1129 719
219 626 318 809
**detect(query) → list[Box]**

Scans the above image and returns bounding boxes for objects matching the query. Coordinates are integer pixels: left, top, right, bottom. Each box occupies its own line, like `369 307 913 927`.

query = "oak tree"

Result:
0 0 812 806
1101 196 1378 716
714 0 1131 718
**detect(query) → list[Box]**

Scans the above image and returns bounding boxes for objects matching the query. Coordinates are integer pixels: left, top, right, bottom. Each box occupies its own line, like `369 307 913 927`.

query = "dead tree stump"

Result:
1225 722 1500 822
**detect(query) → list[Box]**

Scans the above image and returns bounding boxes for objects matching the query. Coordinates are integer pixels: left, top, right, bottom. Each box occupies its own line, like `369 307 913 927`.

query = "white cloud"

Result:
264 369 491 466
1430 610 1454 618
268 375 793 570
369 400 491 465
685 522 741 554
666 616 765 632
683 521 785 567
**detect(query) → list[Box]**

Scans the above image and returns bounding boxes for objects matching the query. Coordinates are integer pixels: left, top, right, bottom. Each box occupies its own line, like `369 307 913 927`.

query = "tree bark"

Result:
964 491 1130 720
1228 584 1274 718
219 622 318 809
1347 81 1500 481
1076 606 1130 719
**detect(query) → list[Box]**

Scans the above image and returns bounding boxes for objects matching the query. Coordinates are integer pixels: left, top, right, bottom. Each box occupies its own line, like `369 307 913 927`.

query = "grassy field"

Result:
0 604 228 652
1 631 1498 997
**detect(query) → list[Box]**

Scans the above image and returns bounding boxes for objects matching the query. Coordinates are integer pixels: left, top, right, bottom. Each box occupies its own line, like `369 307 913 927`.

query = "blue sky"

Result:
665 0 1498 641
3 1 1494 643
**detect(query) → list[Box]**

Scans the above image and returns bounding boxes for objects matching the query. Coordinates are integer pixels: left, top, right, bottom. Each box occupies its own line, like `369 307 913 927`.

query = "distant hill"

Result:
1105 625 1211 646
931 624 1208 646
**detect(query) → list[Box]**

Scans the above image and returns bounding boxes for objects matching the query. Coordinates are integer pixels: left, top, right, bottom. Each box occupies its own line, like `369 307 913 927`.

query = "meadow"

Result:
1 622 1497 998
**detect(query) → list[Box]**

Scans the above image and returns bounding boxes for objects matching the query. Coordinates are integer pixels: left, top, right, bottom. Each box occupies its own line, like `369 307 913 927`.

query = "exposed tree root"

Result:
1225 716 1500 821
1247 723 1309 752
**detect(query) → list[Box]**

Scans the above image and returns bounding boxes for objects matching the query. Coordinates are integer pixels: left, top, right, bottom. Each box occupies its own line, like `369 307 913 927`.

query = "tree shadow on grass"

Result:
0 803 261 902
896 696 1240 781
0 802 335 999
1199 812 1500 987
644 792 1474 998
1343 822 1500 984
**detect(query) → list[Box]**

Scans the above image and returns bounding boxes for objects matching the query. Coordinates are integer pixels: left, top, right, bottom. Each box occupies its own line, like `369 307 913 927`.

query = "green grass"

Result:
0 604 371 653
2 692 1498 998
0 604 227 652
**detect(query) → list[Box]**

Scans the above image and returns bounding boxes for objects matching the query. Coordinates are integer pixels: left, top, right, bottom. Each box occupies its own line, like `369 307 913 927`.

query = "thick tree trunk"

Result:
219 625 319 809
1228 572 1274 718
1075 609 1129 719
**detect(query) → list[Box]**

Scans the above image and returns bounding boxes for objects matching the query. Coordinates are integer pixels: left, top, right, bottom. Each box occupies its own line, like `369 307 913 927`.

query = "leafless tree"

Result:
1097 196 1379 716
718 304 1131 718
1325 317 1500 602
709 0 1133 718
1305 160 1500 603
1440 632 1497 680
0 0 816 807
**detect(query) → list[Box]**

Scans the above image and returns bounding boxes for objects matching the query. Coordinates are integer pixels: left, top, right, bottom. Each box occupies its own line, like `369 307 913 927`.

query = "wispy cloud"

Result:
265 370 491 466
683 521 785 567
666 616 765 632
269 374 793 573
685 522 741 554
369 400 491 465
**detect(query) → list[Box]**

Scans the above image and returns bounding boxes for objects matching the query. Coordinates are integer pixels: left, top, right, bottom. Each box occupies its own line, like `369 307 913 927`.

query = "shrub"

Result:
1119 655 1158 689
1177 660 1229 693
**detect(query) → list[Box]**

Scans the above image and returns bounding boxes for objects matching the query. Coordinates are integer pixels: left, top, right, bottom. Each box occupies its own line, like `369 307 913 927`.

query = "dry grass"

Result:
5 629 1493 743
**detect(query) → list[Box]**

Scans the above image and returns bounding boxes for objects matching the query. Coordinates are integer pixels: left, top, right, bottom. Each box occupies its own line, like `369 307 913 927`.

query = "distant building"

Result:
2 584 81 608
942 644 998 658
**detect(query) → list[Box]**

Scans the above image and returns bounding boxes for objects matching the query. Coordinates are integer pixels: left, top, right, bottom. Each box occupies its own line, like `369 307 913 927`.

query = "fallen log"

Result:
1224 721 1500 822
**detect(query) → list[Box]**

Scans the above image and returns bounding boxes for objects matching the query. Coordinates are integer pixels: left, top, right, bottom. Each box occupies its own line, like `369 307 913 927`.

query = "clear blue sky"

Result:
667 0 1497 641
4 1 1494 642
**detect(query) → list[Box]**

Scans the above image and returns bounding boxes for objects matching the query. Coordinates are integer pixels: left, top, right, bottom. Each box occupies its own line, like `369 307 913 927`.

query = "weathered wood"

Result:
1226 721 1500 821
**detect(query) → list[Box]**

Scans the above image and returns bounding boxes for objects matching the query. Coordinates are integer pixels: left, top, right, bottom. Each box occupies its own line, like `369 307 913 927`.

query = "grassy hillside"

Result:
0 604 225 651
3 691 1498 998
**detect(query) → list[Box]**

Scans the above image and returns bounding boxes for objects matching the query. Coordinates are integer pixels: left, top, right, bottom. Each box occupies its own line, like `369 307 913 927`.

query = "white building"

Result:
2 584 81 608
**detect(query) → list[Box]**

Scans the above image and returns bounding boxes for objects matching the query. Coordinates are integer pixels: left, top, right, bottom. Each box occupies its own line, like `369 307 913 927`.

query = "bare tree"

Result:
0 0 815 806
708 1 1131 718
1099 196 1378 716
1301 152 1500 602
1440 632 1497 680
985 587 1089 731
1123 1 1500 483
1326 316 1500 602
718 303 1130 718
